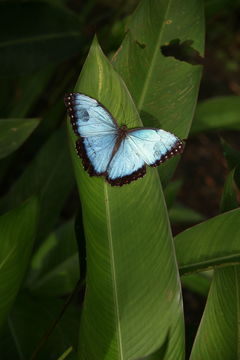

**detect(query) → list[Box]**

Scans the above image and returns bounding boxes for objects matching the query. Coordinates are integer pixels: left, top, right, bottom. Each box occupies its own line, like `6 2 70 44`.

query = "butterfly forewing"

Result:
128 129 184 167
64 93 117 137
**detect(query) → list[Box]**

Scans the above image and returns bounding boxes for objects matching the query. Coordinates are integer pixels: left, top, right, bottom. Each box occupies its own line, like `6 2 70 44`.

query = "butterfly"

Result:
64 93 184 186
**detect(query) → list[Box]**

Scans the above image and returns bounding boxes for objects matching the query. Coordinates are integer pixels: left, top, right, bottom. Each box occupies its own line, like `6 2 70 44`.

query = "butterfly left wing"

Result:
64 93 118 137
127 128 184 167
76 134 117 176
64 93 118 176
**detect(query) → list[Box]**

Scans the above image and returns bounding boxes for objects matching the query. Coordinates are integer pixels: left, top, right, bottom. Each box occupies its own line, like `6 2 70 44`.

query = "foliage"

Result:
0 0 239 359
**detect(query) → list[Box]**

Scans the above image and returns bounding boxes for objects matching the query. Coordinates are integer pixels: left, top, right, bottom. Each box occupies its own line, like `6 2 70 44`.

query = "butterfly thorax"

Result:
107 124 128 165
118 124 128 136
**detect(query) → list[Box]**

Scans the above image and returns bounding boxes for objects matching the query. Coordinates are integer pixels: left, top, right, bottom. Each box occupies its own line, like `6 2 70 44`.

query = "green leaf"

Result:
0 118 40 159
190 150 240 359
0 1 83 76
69 38 184 360
0 197 38 329
175 208 240 275
56 347 75 360
9 66 55 118
0 126 75 243
219 168 239 212
113 0 204 185
28 220 79 297
31 254 79 297
0 292 79 360
164 179 183 209
189 266 240 360
191 96 240 135
221 140 240 170
169 203 205 224
181 272 211 296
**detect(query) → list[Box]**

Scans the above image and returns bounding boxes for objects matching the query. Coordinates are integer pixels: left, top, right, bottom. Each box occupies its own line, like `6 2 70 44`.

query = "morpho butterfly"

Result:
64 93 184 186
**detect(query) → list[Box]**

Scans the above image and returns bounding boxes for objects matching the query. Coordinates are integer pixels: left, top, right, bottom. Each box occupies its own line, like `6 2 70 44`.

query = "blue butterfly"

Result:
64 93 184 186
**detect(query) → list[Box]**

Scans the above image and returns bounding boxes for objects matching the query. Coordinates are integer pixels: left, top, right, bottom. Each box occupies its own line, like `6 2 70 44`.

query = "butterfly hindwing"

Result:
127 129 184 167
76 134 117 176
64 93 118 137
106 138 146 186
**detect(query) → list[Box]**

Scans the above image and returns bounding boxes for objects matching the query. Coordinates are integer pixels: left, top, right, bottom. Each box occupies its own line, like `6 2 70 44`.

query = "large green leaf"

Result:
189 266 240 360
0 292 79 360
164 179 183 209
0 1 83 76
169 203 205 225
175 208 240 275
191 96 240 135
0 197 38 329
219 168 238 212
189 154 240 359
0 126 75 242
0 118 40 159
113 0 204 185
28 220 79 297
9 66 55 118
69 38 184 360
181 272 211 297
222 140 240 170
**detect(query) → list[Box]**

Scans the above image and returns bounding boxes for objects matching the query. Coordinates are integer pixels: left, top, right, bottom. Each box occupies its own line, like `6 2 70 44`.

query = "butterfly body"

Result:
64 93 184 186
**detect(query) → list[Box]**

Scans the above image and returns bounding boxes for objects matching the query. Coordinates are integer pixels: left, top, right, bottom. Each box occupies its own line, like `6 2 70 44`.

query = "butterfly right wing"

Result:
106 128 183 186
127 128 184 167
106 138 146 186
65 93 118 175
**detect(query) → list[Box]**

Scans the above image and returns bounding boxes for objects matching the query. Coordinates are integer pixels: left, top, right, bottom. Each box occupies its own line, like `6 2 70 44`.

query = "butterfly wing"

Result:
106 128 183 186
65 93 118 175
76 134 117 175
106 138 146 186
64 93 118 137
127 128 184 167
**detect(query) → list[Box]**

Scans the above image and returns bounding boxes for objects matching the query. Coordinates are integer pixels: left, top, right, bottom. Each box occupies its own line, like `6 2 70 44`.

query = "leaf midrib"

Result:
104 183 124 360
0 247 15 271
137 0 172 110
179 253 240 275
8 317 25 360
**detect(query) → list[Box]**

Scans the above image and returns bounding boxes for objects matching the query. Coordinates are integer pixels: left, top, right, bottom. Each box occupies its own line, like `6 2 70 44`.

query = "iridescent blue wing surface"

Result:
64 93 118 137
106 138 146 186
106 129 183 186
64 93 118 175
127 129 184 167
